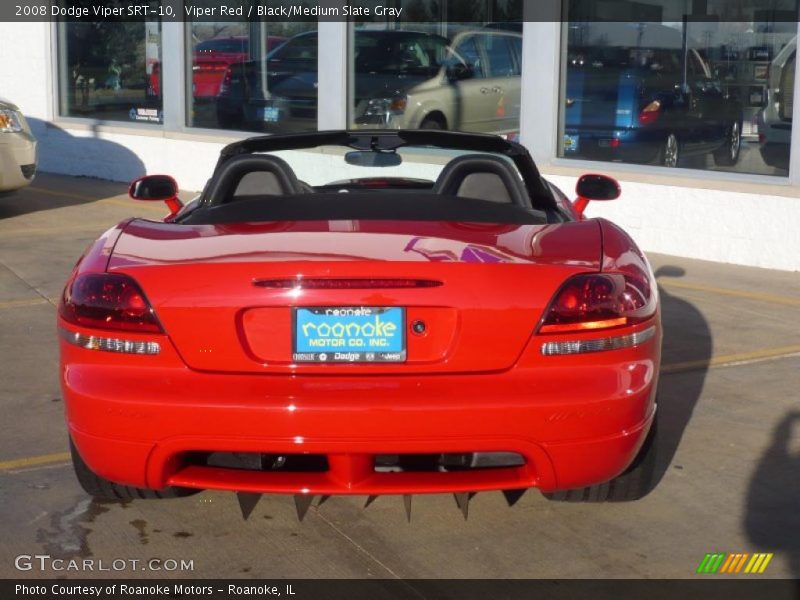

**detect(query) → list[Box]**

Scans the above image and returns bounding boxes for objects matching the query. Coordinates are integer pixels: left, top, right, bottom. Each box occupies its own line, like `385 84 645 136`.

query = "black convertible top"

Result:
213 130 558 212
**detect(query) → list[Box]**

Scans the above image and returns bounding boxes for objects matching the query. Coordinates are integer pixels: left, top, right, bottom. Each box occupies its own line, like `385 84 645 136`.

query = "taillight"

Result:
538 271 655 334
638 100 661 125
59 273 163 334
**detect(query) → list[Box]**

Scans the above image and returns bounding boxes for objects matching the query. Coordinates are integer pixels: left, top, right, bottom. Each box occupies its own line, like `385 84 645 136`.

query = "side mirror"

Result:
573 174 620 218
129 175 183 218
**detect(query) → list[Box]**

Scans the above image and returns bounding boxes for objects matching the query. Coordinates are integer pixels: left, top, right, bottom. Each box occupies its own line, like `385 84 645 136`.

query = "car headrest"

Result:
205 154 304 204
433 154 528 206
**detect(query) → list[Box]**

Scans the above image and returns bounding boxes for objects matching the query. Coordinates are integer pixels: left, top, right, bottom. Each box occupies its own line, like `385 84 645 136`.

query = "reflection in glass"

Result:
186 22 318 132
59 22 162 124
347 0 523 135
559 1 798 176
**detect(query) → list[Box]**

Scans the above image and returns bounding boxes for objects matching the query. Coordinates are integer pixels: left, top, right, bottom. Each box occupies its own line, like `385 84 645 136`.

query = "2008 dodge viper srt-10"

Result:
58 130 661 514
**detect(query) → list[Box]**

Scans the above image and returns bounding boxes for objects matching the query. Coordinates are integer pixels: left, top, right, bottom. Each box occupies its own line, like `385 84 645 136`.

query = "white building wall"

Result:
1 22 798 272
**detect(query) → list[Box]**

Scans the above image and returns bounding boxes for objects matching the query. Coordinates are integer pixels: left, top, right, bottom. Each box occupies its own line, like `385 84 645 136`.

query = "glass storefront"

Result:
53 1 800 180
559 1 798 176
347 0 523 135
186 21 318 132
58 21 162 124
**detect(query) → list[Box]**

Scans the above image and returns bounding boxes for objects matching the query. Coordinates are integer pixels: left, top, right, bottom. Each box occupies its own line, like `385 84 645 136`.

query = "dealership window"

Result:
347 0 523 136
58 21 162 124
186 21 318 132
558 1 798 176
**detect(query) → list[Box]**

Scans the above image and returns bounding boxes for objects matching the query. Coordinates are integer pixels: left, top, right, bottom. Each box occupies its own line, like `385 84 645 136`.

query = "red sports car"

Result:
59 130 661 517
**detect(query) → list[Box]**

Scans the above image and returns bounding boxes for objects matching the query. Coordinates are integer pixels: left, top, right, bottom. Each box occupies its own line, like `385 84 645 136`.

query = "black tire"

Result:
70 438 197 500
657 133 680 167
420 115 446 130
543 412 660 503
713 120 742 166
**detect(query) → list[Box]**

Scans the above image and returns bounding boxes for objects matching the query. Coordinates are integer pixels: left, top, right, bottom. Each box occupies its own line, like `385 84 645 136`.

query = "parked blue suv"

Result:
563 24 743 168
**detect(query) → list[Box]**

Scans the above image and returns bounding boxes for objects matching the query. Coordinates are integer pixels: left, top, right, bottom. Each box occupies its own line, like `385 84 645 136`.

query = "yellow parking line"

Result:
662 344 800 374
0 452 71 471
0 298 51 309
660 279 800 307
28 186 102 202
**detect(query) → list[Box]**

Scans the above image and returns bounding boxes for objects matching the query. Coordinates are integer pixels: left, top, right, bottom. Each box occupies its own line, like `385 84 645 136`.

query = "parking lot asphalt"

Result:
1 172 799 579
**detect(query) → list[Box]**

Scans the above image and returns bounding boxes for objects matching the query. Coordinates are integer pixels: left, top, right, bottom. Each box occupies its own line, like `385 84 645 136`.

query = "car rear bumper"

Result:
61 323 660 495
563 128 662 164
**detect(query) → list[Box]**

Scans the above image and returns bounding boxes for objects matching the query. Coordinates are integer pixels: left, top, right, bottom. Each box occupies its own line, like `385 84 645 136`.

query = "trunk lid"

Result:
109 219 601 374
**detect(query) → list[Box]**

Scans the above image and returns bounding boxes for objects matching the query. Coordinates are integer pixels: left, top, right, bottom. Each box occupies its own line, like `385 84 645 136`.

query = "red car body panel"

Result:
60 215 661 495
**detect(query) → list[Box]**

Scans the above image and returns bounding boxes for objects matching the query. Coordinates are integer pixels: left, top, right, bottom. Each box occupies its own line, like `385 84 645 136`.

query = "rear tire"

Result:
713 120 742 166
70 438 197 500
543 411 659 503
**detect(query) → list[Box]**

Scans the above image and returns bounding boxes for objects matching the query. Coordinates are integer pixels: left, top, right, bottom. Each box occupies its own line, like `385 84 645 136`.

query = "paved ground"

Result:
0 173 799 580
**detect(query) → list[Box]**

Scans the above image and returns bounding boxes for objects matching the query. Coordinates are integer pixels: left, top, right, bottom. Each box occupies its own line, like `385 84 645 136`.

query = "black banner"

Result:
3 0 799 23
3 580 800 600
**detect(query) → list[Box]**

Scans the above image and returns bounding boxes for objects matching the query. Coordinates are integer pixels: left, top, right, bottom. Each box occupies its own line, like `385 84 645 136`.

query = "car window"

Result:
451 36 485 78
481 35 519 77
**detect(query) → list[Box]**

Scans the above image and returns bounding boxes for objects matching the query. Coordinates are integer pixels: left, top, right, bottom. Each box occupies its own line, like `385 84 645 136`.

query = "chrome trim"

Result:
59 328 160 355
541 326 656 356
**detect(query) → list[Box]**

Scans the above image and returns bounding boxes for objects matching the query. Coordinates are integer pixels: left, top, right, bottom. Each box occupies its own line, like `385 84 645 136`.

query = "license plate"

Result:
293 307 406 363
564 134 579 152
262 107 280 122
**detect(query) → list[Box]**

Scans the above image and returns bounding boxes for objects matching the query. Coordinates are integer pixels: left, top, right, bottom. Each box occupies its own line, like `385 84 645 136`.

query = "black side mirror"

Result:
576 174 621 201
129 175 179 201
573 174 621 219
129 175 183 219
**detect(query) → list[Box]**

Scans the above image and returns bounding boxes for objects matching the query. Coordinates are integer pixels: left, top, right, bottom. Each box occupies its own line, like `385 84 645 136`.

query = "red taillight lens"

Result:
59 273 163 333
539 272 654 334
638 100 661 125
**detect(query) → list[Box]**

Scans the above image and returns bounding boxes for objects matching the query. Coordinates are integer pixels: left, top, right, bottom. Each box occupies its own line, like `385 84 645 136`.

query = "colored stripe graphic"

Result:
699 553 774 575
697 553 726 574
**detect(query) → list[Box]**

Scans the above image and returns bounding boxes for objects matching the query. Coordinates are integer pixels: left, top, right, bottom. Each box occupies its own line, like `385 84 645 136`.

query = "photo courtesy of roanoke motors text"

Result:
1 0 800 599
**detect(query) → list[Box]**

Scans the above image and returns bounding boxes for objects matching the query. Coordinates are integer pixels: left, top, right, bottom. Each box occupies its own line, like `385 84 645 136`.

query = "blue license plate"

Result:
262 107 280 122
564 134 579 152
293 307 406 363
